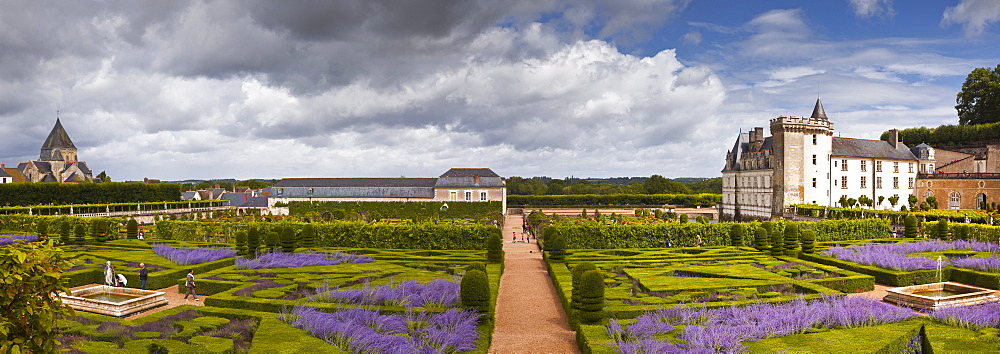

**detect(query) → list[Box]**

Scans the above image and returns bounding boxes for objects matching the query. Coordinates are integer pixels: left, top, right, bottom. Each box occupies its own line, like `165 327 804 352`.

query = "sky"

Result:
1 0 999 182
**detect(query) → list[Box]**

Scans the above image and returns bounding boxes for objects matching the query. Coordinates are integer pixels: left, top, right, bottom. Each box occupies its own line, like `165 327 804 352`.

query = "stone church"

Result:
14 119 96 183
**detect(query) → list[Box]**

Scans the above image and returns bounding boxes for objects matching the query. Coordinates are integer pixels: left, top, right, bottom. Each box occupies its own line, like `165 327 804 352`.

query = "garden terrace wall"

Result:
0 200 221 216
541 219 889 249
508 193 721 208
157 220 499 249
286 201 502 221
0 182 182 206
0 215 126 235
793 204 998 225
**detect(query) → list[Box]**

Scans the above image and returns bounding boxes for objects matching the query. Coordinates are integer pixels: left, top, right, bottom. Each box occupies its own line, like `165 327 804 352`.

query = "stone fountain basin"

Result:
59 285 167 317
884 282 998 311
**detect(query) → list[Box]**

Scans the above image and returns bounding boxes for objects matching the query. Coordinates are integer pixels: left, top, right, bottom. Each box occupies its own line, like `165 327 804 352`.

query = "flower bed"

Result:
0 234 37 246
234 251 374 269
823 240 1000 271
311 278 460 307
606 296 915 353
152 244 237 266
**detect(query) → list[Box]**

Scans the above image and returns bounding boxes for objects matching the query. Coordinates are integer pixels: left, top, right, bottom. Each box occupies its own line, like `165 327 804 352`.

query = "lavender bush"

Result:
951 256 1000 273
281 305 481 353
607 296 915 353
152 244 237 265
823 240 1000 271
312 278 460 307
0 234 38 246
235 251 374 269
930 302 1000 330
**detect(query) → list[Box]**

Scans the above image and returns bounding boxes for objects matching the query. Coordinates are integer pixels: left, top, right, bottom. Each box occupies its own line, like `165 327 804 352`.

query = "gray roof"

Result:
269 186 435 199
832 137 917 160
439 168 500 178
273 178 438 188
41 119 76 150
181 191 198 200
0 169 11 178
810 98 828 119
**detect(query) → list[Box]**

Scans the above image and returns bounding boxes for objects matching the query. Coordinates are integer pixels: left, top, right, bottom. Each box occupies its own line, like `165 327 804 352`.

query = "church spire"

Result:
40 118 78 162
810 98 828 119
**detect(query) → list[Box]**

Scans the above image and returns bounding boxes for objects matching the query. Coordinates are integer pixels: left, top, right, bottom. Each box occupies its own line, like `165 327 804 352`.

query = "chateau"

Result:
721 99 923 220
1 119 96 183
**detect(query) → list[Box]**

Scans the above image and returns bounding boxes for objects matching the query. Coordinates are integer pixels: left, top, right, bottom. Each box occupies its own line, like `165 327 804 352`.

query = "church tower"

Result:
39 118 78 163
769 99 834 217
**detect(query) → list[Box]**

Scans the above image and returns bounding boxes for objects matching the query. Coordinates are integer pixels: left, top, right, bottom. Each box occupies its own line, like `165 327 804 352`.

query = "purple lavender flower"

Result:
313 278 460 307
822 240 1000 271
931 302 1000 330
235 251 375 269
0 234 38 246
951 256 1000 272
607 296 914 353
151 244 237 265
282 304 481 352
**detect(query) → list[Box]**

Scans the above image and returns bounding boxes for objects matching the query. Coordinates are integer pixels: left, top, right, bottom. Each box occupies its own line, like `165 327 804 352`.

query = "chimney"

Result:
888 129 899 148
754 127 764 142
474 174 480 185
0 162 4 169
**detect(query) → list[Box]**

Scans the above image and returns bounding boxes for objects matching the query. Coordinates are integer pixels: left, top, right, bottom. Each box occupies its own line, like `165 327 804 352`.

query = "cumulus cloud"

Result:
849 0 895 19
942 0 1000 36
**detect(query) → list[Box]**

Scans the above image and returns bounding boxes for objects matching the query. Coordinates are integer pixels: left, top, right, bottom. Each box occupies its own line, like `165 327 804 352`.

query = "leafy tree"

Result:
486 233 504 263
770 227 783 256
235 179 274 190
926 196 939 209
730 224 744 247
753 226 770 252
784 222 799 253
235 230 248 257
956 65 1000 125
578 270 606 324
96 171 110 182
679 214 689 223
689 177 722 194
800 229 816 253
908 195 919 209
74 224 86 245
460 269 490 312
581 209 588 218
300 224 316 249
126 219 138 239
0 241 77 353
247 227 261 257
644 175 691 194
888 195 900 209
935 219 949 240
571 262 598 311
904 214 919 238
59 220 71 245
36 219 48 242
280 227 297 253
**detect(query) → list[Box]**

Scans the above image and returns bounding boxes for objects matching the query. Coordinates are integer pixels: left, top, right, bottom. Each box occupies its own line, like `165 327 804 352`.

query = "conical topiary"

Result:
486 233 504 263
770 227 783 256
904 214 918 238
730 224 745 247
753 226 769 252
578 270 606 324
800 229 816 253
784 222 799 254
571 262 598 310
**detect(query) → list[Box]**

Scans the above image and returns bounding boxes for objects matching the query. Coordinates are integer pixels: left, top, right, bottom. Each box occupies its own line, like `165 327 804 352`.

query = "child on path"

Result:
184 269 199 301
512 232 517 243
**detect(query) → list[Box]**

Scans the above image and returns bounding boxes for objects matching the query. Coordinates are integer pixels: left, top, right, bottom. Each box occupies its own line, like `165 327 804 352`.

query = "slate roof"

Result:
273 178 438 188
810 98 828 119
439 168 500 178
41 119 76 150
0 169 11 178
181 191 199 200
724 133 772 171
832 137 917 160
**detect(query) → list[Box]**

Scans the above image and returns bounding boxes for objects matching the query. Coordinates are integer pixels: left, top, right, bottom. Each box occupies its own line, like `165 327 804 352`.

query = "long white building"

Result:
721 99 922 220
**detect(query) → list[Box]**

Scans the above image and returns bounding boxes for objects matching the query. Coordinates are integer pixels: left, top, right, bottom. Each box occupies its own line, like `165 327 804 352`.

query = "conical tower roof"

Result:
41 119 76 150
810 98 827 119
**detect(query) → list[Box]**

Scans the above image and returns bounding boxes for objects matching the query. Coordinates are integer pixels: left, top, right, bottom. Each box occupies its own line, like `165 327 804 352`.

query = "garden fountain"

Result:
57 261 167 317
884 256 997 310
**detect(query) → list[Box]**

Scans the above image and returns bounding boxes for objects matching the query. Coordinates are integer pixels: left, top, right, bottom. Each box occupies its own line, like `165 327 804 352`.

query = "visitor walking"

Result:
184 269 199 301
137 263 149 290
665 236 673 248
694 234 704 247
512 232 517 243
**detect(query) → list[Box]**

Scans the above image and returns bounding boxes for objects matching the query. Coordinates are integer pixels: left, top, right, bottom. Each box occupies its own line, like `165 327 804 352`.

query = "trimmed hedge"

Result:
799 252 943 287
794 204 998 225
460 269 490 312
287 201 502 220
508 194 721 208
157 220 500 250
0 182 182 207
540 219 890 249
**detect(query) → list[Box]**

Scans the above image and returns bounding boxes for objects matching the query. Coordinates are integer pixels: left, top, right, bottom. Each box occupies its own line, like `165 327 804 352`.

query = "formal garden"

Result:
8 202 1000 352
530 211 1000 353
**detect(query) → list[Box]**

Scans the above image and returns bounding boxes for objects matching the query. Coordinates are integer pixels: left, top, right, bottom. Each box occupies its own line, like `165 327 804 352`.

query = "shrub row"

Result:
0 182 182 206
0 200 221 216
881 121 1000 147
794 204 998 224
286 201 502 221
508 194 721 208
156 220 499 249
540 219 890 249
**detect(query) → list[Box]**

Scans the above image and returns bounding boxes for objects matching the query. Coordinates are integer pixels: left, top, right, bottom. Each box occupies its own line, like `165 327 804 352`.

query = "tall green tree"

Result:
0 241 77 353
956 65 1000 125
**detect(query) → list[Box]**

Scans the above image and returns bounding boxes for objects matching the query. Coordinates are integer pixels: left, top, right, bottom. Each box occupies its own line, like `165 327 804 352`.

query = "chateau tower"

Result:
39 118 78 163
769 99 834 215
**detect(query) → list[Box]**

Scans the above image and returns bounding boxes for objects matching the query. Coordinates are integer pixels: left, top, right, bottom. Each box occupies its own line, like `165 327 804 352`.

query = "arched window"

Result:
949 192 961 209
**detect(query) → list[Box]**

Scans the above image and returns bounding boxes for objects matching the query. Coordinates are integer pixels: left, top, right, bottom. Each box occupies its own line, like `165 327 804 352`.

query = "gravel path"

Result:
489 215 580 353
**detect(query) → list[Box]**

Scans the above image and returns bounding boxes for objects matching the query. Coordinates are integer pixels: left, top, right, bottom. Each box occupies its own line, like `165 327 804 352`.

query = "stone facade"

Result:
722 99 920 220
13 119 96 183
914 174 1000 209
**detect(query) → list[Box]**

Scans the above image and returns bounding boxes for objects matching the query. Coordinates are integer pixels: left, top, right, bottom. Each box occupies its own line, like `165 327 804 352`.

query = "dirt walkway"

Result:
490 215 579 353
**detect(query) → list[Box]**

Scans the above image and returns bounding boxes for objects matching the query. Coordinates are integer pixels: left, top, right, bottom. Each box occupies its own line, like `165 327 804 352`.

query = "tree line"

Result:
506 175 721 195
